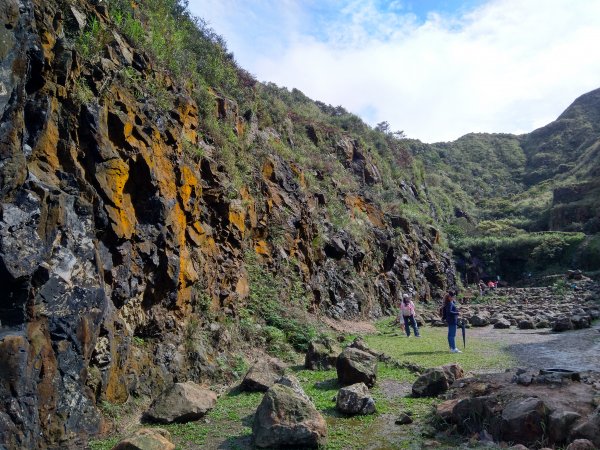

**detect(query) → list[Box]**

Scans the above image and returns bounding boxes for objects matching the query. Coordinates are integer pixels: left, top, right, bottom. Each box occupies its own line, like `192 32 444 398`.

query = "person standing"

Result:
444 291 461 353
400 294 420 337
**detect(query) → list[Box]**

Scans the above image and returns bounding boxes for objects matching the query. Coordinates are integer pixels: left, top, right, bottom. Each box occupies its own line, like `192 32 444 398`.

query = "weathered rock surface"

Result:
336 347 377 387
305 338 341 370
435 369 600 448
412 364 464 397
253 384 327 448
241 358 286 392
143 382 216 424
111 428 175 450
566 439 597 450
335 383 376 415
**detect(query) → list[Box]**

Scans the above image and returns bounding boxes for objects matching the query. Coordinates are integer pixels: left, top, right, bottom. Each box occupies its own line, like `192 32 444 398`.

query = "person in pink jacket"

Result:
400 294 420 337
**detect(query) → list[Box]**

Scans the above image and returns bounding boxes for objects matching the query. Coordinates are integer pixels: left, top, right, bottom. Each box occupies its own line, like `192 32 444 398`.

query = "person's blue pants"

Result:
448 323 457 349
403 315 419 337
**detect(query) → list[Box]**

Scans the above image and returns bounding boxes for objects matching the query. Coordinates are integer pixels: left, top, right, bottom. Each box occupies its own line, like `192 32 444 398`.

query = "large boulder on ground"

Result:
335 383 375 416
242 357 286 392
275 375 311 402
253 384 327 448
144 382 216 424
305 338 341 370
336 347 377 387
553 317 574 332
518 319 535 330
111 428 175 450
548 410 582 444
412 364 464 398
494 318 511 329
450 396 498 433
501 397 549 445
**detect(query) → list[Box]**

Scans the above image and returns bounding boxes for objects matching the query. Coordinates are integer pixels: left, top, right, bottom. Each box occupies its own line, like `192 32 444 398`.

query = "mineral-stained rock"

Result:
144 382 217 424
305 338 341 370
253 384 327 448
242 358 286 392
336 347 377 387
335 383 376 415
111 428 175 450
501 397 549 445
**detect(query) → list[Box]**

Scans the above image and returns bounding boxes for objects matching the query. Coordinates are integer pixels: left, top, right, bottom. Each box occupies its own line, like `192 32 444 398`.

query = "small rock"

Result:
501 397 549 445
494 318 511 329
553 317 574 332
549 410 581 444
335 383 375 415
395 412 413 425
111 428 175 450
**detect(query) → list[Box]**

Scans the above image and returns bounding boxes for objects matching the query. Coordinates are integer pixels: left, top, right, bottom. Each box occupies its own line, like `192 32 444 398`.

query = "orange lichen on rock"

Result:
97 158 136 239
254 239 270 256
345 195 385 228
228 199 246 234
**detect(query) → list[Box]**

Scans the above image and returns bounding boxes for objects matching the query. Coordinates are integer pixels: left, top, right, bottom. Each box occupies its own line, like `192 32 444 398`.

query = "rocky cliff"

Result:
0 1 455 448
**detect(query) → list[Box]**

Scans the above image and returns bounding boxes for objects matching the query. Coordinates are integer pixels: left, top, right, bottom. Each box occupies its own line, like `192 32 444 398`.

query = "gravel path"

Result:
468 322 600 371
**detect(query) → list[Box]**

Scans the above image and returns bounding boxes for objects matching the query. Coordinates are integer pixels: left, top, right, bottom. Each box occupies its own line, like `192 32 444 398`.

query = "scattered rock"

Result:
242 358 286 392
494 318 511 329
144 382 217 424
305 338 341 370
336 347 377 387
469 313 490 327
412 364 464 397
570 407 600 447
111 428 175 450
335 383 376 415
553 317 574 332
395 412 413 425
549 410 582 444
501 397 549 445
518 319 535 330
253 384 327 448
275 375 311 402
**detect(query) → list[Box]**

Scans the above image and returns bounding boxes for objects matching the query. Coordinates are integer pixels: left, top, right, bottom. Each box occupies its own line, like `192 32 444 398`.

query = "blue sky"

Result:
188 0 600 142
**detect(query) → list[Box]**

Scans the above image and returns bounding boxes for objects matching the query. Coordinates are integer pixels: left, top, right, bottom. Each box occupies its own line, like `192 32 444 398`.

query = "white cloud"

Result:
188 0 600 142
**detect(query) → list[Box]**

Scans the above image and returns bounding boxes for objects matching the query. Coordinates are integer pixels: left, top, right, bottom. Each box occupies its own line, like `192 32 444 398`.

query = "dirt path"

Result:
469 322 600 371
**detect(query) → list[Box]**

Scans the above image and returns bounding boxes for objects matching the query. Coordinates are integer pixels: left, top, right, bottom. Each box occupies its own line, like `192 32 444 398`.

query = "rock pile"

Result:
420 282 600 332
435 368 600 448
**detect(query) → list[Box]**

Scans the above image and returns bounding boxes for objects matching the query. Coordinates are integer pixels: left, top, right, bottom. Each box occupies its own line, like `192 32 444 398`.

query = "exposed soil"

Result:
469 321 600 372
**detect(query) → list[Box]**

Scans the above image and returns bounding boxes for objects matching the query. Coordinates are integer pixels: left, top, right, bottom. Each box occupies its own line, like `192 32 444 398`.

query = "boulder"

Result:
535 319 550 329
566 439 596 450
253 384 327 448
494 318 511 329
335 383 375 416
501 397 549 445
549 410 581 444
111 428 175 450
242 358 286 392
469 313 490 327
518 319 535 330
336 347 377 388
305 338 341 370
571 315 591 329
412 363 464 398
395 412 413 425
570 407 600 447
451 396 496 433
553 317 574 332
442 363 464 383
275 375 310 402
144 382 217 424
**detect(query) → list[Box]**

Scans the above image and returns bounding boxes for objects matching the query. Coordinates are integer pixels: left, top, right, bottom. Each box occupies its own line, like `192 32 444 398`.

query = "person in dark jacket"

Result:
444 290 462 353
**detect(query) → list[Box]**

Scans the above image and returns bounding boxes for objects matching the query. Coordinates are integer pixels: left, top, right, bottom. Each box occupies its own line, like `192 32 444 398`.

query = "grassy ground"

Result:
89 317 515 450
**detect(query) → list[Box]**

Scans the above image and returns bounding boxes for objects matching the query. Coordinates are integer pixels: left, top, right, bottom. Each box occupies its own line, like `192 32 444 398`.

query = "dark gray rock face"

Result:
253 384 327 448
336 347 377 388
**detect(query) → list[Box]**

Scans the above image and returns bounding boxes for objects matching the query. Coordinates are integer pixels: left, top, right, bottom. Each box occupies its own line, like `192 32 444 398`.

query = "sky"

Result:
187 0 600 143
